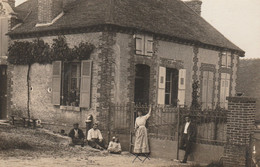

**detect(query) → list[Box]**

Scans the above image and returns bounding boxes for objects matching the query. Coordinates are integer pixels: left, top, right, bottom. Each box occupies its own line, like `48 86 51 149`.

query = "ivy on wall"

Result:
7 36 95 65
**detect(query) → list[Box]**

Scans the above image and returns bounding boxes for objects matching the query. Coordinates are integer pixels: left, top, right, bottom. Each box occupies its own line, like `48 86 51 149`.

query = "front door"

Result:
134 64 150 104
0 65 7 119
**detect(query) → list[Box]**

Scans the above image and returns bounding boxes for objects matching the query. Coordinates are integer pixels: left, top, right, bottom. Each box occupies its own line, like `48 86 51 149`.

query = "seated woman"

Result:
107 136 122 154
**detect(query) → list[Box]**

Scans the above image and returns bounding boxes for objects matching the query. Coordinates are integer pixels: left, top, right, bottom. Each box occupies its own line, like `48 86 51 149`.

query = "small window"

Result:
221 52 232 68
135 34 153 56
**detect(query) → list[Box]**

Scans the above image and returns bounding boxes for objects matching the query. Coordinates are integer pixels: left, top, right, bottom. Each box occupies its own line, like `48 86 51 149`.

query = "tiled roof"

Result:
11 0 244 54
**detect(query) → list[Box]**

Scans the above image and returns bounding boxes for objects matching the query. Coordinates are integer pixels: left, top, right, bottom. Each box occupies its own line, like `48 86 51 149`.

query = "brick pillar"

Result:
223 97 256 167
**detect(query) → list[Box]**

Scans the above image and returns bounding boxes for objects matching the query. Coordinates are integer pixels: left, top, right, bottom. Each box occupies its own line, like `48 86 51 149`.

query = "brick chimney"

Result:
38 0 63 24
184 0 202 16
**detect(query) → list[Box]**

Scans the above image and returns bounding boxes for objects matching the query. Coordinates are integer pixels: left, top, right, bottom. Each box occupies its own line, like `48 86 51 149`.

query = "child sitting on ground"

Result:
107 136 122 154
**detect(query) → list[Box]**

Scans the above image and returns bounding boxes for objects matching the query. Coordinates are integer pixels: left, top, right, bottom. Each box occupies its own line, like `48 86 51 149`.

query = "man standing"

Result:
68 123 85 147
179 115 196 163
87 123 106 150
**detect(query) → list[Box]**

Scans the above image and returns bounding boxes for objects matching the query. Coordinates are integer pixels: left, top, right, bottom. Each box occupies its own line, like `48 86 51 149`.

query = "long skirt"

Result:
133 126 150 153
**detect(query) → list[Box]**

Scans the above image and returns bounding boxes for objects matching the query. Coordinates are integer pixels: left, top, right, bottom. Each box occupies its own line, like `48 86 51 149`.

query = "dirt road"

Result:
0 151 185 167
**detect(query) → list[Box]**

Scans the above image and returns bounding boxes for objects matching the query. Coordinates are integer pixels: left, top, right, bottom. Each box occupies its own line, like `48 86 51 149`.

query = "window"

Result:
52 60 92 108
221 52 231 68
201 71 214 109
135 34 153 56
62 62 81 106
220 73 230 109
157 67 186 107
165 68 178 106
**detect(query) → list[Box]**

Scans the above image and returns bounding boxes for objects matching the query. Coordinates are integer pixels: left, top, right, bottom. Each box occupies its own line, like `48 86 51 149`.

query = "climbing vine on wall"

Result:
190 80 201 110
7 36 95 65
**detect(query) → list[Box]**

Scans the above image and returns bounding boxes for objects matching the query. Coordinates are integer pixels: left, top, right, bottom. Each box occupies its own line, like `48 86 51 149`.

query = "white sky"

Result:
16 0 260 59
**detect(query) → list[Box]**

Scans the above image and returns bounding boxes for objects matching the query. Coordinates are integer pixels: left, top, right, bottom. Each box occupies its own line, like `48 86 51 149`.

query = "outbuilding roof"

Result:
11 0 244 55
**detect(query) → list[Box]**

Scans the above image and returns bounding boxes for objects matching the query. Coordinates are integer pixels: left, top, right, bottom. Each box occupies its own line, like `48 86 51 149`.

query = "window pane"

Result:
222 55 227 67
71 64 77 78
62 62 81 107
165 82 171 93
165 94 170 105
227 55 231 67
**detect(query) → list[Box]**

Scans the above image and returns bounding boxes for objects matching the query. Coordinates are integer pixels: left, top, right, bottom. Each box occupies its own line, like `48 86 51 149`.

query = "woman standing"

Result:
133 105 152 154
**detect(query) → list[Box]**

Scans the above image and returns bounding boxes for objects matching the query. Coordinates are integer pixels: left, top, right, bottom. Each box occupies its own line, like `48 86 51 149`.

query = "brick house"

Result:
6 0 244 134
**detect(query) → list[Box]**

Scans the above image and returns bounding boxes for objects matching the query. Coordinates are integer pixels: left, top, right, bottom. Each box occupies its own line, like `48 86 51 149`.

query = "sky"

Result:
15 0 260 59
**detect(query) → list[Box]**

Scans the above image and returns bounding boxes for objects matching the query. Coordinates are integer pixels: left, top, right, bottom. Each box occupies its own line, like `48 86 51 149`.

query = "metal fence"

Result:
179 108 227 145
109 103 227 146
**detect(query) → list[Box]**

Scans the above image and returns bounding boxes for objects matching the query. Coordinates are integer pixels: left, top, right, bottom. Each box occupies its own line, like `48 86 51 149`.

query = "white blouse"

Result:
135 113 151 128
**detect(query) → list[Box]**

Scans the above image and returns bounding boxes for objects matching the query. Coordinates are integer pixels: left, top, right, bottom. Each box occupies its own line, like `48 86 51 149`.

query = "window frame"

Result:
62 61 81 107
221 52 232 68
52 60 92 109
135 34 153 56
201 71 214 109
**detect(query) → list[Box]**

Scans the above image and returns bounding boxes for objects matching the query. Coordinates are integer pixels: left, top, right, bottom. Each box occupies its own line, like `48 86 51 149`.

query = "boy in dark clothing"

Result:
69 123 85 147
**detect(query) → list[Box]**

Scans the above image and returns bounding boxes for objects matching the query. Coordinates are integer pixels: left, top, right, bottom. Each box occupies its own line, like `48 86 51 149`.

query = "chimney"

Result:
38 0 63 24
184 0 202 16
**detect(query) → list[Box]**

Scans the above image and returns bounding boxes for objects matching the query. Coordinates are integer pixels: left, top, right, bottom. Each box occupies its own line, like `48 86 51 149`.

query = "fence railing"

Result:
134 104 179 140
109 103 228 145
180 108 227 145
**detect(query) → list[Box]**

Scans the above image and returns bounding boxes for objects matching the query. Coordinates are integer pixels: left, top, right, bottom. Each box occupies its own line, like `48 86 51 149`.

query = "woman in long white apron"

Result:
133 106 152 154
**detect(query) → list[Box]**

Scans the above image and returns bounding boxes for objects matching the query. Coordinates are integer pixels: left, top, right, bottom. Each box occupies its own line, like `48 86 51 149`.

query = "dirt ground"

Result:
0 151 182 167
0 125 190 167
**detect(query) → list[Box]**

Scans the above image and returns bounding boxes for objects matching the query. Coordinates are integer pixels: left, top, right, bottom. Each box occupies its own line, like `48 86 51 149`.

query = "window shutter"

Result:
227 55 232 68
178 69 186 107
220 73 225 108
158 66 166 105
221 55 227 67
80 60 92 108
135 34 144 55
202 71 208 109
224 74 231 109
145 35 153 56
52 61 62 105
220 73 230 109
207 72 214 109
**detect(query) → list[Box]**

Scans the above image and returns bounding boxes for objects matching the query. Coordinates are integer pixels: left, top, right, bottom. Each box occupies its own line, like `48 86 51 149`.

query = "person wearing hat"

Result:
107 136 122 154
68 123 85 147
87 123 105 150
179 115 196 163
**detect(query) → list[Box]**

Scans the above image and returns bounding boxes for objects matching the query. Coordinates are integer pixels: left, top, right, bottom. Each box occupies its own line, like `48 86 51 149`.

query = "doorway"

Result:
134 64 150 104
0 65 7 119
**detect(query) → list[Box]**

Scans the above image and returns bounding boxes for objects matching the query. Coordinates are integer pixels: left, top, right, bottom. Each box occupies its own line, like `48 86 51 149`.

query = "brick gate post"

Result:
223 97 256 167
